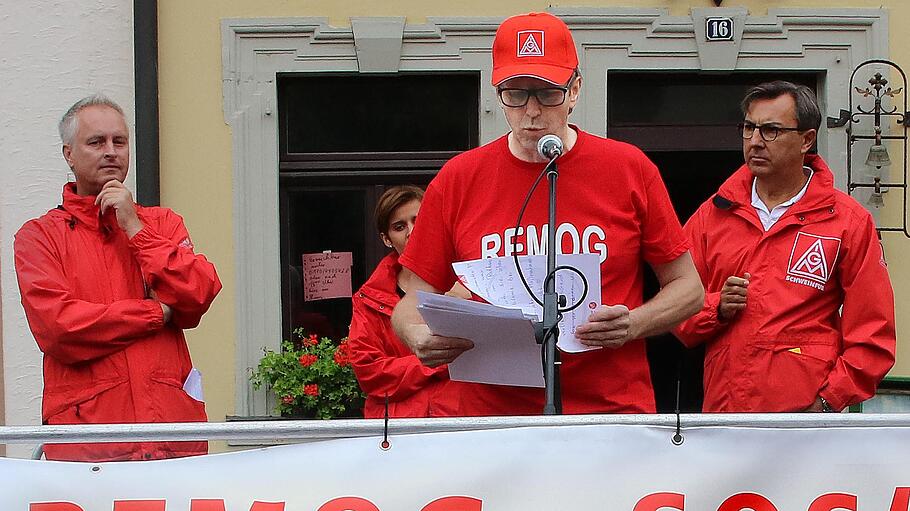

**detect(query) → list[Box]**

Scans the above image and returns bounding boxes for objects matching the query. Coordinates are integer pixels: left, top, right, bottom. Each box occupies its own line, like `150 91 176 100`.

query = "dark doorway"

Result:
607 71 821 412
644 151 741 413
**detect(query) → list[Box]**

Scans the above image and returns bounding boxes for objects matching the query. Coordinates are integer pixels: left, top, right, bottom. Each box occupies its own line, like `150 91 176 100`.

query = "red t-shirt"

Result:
400 128 688 415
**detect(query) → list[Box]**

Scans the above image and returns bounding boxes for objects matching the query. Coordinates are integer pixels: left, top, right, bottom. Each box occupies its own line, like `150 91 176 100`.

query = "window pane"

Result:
283 188 368 340
279 73 480 155
608 72 817 127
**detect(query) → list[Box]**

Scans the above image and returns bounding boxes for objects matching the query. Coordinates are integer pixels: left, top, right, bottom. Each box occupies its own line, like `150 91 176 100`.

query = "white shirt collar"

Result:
751 166 814 231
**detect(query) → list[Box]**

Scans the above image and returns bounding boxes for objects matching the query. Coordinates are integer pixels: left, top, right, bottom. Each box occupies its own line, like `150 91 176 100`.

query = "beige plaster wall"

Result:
158 0 910 429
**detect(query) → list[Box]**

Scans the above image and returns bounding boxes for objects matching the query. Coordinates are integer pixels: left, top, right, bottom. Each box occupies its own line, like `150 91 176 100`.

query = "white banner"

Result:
3 424 910 510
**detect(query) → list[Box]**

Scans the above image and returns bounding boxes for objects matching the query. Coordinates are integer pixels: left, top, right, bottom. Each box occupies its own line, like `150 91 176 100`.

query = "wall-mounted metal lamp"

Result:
827 59 910 236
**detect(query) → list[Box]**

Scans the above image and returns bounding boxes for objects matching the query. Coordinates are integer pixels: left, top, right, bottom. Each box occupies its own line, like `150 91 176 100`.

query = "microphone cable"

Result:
509 157 590 318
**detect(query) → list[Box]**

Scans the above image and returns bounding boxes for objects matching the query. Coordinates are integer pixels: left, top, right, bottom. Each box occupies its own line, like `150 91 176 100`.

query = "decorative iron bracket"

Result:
828 59 910 237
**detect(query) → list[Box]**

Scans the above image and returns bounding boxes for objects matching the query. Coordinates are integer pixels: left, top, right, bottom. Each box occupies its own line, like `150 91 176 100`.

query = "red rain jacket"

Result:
14 184 222 461
674 155 895 412
348 252 458 417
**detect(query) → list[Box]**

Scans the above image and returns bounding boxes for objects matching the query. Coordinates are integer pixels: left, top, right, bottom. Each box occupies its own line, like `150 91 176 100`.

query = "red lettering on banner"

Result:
318 497 380 511
249 503 286 511
30 504 84 511
717 493 778 511
188 501 284 511
634 492 685 511
113 501 166 511
808 493 857 511
37 492 910 511
421 496 483 511
190 500 226 511
891 488 910 511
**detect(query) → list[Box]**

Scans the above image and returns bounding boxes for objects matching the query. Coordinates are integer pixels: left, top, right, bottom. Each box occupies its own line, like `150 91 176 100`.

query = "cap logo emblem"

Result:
517 30 544 57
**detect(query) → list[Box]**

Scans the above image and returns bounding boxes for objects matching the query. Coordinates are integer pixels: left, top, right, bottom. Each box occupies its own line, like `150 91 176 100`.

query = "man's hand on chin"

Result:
95 180 144 237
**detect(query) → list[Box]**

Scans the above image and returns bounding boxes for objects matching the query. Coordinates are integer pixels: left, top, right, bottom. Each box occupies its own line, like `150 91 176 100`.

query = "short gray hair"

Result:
741 81 821 131
59 94 127 145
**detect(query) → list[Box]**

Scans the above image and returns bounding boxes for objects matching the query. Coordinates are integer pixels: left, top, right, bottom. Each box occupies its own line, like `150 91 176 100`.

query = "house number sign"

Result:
706 17 734 41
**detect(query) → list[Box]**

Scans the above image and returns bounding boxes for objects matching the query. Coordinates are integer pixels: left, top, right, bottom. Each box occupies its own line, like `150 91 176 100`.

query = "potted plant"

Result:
251 329 365 419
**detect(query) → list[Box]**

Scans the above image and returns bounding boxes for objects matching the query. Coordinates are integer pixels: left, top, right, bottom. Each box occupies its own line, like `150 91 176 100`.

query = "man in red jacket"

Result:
675 81 895 413
14 95 222 461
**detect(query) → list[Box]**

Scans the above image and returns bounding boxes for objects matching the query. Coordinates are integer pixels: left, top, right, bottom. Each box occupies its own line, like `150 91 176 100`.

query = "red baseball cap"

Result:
491 12 579 86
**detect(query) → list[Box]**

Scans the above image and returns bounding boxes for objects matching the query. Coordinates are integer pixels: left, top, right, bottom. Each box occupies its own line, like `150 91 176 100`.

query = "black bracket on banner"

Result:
671 376 684 446
380 394 391 451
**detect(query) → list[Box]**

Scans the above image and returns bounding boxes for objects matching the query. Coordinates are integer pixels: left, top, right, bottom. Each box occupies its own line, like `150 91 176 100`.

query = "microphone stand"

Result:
535 158 562 415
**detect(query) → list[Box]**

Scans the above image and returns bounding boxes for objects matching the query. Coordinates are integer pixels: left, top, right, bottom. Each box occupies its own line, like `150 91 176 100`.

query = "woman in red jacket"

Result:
348 186 462 417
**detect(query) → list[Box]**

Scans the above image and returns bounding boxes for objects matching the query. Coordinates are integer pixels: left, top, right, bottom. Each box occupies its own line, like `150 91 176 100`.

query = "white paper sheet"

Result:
416 291 543 387
452 254 601 353
182 367 205 402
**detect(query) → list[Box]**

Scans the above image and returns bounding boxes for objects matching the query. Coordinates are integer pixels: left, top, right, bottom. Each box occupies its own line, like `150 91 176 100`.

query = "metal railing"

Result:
3 413 910 449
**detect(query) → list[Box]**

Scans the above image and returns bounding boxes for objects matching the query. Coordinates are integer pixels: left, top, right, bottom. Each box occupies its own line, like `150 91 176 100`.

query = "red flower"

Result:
281 395 295 405
304 334 319 347
304 384 319 396
299 353 318 367
333 343 352 367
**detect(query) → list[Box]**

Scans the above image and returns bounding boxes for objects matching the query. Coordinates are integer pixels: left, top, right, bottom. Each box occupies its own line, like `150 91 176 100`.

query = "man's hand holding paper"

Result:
415 291 543 387
408 255 608 387
574 304 633 348
404 323 474 367
452 254 602 353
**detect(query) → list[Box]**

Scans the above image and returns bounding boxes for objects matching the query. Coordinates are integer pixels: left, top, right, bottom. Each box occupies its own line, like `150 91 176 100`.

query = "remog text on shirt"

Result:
480 222 608 263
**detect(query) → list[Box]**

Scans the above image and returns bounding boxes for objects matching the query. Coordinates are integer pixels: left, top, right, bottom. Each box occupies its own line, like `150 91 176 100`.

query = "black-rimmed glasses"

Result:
738 121 803 142
498 86 569 108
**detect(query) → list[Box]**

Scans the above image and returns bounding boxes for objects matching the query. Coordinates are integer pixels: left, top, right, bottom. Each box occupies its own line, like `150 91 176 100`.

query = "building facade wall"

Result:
158 0 910 425
1 0 907 458
0 268 5 457
0 1 135 457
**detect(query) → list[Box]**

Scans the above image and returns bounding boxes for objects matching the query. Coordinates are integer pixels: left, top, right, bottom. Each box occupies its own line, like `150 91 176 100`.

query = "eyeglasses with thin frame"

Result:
498 86 569 108
738 121 803 142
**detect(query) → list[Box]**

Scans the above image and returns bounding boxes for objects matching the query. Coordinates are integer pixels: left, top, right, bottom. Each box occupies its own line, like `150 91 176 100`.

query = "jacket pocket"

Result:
751 341 837 412
149 373 207 423
44 377 129 422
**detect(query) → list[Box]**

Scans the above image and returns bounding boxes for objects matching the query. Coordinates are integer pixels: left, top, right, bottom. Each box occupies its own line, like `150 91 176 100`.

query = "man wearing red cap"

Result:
393 12 703 415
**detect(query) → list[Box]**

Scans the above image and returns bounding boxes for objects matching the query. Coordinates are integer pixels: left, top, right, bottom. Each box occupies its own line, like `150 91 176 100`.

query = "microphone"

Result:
537 134 564 160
